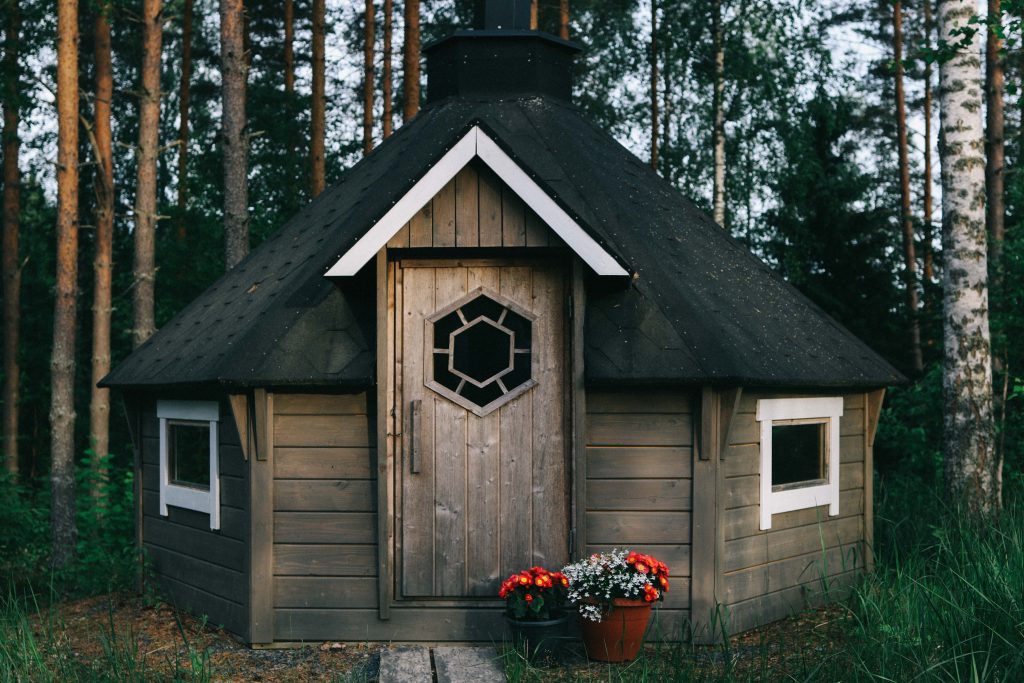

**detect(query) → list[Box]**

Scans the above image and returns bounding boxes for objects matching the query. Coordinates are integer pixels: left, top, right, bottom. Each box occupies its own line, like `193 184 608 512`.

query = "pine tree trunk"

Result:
712 0 726 227
2 0 21 480
937 0 998 515
923 0 935 284
530 0 538 30
893 0 924 374
402 0 420 121
363 0 376 156
132 0 162 348
310 0 326 196
221 0 249 269
559 0 569 39
176 0 193 242
986 0 1004 270
90 3 115 500
383 0 393 138
284 0 294 95
650 0 658 170
52 0 80 567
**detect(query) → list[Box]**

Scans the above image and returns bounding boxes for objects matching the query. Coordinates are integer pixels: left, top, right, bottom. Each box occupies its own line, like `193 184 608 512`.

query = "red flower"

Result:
635 561 649 574
525 593 534 602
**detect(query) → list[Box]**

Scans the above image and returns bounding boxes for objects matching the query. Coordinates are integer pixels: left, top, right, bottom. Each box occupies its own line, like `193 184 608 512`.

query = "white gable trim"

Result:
324 126 629 277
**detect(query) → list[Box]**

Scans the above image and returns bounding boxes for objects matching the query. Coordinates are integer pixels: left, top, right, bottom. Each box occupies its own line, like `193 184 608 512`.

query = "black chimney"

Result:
423 0 580 103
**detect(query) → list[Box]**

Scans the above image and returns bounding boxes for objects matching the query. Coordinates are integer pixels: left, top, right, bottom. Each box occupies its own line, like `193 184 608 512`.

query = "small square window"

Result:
157 400 220 530
771 422 826 489
756 397 843 530
167 420 211 489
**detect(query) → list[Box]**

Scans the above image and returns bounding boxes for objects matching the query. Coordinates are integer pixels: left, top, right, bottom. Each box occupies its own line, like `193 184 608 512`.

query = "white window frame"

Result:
756 397 843 530
157 400 220 530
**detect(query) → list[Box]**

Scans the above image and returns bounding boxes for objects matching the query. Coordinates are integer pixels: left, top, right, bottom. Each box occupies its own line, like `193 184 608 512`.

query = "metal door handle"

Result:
409 399 421 474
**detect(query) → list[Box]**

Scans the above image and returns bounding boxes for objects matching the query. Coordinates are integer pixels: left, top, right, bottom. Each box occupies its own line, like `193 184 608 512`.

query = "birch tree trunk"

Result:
177 0 193 242
363 0 376 156
132 0 162 348
310 0 325 196
985 0 1004 270
712 0 726 227
402 0 420 121
221 0 249 268
923 0 935 283
937 0 998 515
2 0 21 480
893 0 924 374
383 0 393 138
52 0 80 567
90 3 115 499
649 0 658 170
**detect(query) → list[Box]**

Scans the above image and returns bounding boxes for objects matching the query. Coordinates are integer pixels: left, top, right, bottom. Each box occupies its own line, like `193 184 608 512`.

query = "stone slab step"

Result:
378 646 432 683
433 647 505 683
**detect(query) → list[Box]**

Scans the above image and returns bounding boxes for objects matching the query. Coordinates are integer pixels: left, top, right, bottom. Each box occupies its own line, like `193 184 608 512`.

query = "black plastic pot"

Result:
505 612 571 662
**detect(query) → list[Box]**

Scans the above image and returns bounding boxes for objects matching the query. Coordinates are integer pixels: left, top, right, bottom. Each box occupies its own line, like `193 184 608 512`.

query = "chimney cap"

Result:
473 0 532 30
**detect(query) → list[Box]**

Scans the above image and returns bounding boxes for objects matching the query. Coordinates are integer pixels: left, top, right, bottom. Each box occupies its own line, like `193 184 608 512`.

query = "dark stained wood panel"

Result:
274 512 377 544
274 577 379 609
273 544 378 576
274 448 375 479
586 447 692 479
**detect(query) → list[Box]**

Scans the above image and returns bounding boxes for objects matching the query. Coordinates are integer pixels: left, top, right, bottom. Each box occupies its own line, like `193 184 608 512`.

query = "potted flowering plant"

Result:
499 566 570 660
561 549 669 662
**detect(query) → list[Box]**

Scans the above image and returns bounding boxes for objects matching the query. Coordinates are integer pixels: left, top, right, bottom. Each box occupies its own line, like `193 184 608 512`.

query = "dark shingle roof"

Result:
102 95 903 390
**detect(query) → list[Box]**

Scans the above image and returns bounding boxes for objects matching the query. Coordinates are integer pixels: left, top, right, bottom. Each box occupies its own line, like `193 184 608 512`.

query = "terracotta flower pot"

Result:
579 598 653 662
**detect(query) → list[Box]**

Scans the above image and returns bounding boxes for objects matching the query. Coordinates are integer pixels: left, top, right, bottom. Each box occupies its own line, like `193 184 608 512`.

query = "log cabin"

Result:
101 0 903 645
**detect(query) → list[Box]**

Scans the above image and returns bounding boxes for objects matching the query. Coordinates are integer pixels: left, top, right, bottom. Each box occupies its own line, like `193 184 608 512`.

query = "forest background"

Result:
0 0 1022 635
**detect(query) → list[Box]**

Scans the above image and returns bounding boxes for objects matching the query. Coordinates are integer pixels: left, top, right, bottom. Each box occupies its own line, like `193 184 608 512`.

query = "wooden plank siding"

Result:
720 392 869 635
270 393 381 629
585 390 693 632
385 160 563 250
139 398 250 638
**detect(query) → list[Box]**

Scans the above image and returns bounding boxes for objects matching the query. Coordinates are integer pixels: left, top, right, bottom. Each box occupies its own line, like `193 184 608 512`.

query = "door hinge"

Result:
567 293 574 320
568 527 577 558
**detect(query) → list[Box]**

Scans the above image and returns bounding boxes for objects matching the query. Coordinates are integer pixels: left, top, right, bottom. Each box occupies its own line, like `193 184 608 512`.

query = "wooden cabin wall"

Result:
385 160 562 249
139 399 250 638
585 389 694 639
720 392 868 635
270 393 379 640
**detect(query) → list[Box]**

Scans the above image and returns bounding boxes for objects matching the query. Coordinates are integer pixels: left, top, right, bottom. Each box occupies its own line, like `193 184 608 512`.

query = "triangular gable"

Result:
324 126 630 277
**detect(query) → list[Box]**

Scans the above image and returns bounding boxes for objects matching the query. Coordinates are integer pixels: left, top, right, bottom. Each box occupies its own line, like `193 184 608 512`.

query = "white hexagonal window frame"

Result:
425 287 538 417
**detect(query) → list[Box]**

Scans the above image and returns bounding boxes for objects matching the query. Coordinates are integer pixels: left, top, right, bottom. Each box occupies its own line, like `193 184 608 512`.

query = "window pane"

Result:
771 423 824 488
169 421 210 489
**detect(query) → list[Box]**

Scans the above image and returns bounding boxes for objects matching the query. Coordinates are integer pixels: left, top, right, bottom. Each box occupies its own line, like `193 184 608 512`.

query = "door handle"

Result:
409 399 421 474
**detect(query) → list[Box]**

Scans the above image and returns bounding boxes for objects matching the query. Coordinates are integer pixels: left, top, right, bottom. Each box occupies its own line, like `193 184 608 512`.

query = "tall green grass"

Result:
504 478 1024 682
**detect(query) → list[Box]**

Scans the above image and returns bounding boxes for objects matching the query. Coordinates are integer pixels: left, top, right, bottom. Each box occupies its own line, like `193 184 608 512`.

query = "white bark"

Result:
937 0 998 514
712 0 726 227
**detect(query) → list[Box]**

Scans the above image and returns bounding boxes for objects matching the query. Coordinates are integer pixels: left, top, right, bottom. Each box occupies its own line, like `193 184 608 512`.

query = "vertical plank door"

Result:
397 261 569 599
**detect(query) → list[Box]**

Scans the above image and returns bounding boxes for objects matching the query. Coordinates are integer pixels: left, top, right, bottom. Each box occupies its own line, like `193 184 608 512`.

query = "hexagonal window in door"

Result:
426 288 537 416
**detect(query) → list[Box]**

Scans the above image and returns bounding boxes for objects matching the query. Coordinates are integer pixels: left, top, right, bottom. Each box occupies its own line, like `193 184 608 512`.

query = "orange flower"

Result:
635 562 649 574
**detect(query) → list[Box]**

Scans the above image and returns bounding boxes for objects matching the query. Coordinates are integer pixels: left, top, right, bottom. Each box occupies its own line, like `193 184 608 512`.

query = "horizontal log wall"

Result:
721 392 867 635
585 389 693 640
140 398 249 637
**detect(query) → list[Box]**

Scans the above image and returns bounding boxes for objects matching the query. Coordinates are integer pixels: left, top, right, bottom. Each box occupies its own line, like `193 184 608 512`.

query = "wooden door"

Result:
394 260 569 599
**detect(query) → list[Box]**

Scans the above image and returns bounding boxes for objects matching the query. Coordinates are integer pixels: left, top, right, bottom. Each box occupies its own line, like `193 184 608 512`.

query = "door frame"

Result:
374 249 587 618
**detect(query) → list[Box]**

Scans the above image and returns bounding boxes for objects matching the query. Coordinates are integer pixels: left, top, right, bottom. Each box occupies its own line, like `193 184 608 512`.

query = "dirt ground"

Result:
35 592 848 681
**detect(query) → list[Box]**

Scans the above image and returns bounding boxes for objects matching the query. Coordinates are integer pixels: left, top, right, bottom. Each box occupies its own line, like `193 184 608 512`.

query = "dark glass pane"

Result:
451 320 512 385
459 295 505 323
504 353 531 389
434 353 461 391
503 311 532 351
433 311 463 349
771 423 824 487
460 381 504 407
169 421 211 489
